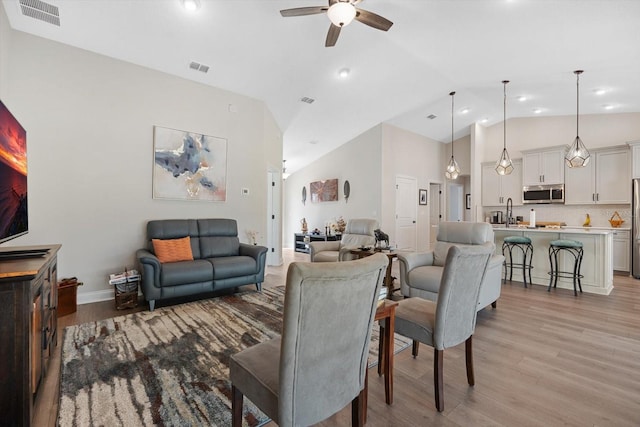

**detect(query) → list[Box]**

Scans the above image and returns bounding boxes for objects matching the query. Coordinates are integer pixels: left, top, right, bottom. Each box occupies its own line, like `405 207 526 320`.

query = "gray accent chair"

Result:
380 244 492 412
229 253 389 427
136 219 267 311
398 221 504 311
309 218 378 262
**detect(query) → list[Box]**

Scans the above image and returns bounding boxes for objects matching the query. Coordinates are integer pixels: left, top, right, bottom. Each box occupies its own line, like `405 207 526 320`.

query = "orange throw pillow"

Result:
152 236 194 263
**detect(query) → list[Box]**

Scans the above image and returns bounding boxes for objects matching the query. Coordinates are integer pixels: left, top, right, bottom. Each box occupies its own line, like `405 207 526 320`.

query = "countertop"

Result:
492 225 630 235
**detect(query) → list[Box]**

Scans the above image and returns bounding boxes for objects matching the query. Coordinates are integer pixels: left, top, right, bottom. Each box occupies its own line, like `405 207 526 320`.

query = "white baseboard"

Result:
77 289 116 305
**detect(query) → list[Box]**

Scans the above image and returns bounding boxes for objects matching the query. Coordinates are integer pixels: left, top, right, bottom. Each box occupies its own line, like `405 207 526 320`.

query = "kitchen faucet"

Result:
505 197 513 228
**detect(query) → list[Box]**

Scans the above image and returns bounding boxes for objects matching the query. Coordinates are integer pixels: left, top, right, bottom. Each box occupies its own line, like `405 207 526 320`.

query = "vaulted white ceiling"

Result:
3 0 640 173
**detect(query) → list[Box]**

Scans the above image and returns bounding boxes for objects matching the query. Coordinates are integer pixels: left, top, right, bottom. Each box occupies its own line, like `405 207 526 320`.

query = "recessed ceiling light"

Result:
532 108 542 114
309 140 319 145
459 107 470 114
338 68 350 78
594 88 606 96
480 118 489 124
426 114 437 120
603 104 614 110
517 96 527 102
181 0 200 12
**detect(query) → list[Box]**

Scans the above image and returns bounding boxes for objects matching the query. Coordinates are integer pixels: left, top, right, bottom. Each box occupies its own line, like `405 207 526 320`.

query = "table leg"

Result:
383 310 395 404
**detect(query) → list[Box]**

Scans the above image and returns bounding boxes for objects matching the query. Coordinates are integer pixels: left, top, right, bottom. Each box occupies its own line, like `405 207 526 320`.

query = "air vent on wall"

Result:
19 0 60 26
189 61 209 73
300 97 315 104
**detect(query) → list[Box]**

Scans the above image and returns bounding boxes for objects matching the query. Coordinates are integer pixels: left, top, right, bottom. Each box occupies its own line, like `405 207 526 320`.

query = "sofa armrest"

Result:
239 243 268 260
309 241 341 261
136 249 161 294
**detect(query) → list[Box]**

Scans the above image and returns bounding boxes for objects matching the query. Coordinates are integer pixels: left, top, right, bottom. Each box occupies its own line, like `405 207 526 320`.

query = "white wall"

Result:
0 5 10 98
479 113 640 162
2 27 282 302
380 123 444 251
283 125 382 247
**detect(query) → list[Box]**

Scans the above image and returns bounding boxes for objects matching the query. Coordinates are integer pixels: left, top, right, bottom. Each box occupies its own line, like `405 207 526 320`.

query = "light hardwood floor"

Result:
35 249 640 426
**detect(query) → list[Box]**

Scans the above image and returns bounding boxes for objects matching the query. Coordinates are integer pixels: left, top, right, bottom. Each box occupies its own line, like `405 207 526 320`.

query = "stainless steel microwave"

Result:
523 184 565 204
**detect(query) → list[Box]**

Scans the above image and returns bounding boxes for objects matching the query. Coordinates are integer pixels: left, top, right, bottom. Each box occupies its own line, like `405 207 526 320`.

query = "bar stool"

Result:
502 236 534 287
548 240 584 296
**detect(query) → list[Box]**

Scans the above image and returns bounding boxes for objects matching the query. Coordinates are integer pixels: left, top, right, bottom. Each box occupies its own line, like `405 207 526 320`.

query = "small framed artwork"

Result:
466 193 471 210
419 189 427 205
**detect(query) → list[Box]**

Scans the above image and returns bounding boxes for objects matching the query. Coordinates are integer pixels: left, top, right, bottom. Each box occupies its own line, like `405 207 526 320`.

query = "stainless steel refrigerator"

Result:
632 179 640 278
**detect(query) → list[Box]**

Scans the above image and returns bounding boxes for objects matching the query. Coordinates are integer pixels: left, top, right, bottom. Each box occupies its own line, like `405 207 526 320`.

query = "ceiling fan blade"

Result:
355 8 393 31
280 6 327 17
325 24 341 47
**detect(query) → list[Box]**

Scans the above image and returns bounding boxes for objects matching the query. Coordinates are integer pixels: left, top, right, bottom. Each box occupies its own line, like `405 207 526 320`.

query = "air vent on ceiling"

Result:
300 97 315 104
427 114 437 120
189 61 210 73
19 0 60 26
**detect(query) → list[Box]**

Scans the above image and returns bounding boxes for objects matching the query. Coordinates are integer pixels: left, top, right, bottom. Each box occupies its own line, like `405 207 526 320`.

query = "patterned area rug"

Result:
58 286 411 426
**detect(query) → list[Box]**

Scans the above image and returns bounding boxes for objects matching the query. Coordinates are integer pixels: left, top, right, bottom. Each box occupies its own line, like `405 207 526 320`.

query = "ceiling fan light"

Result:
445 156 461 180
565 136 591 168
327 2 356 27
495 148 514 176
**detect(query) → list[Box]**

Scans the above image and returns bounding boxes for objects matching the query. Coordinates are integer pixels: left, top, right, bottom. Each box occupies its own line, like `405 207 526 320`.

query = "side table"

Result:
349 249 398 298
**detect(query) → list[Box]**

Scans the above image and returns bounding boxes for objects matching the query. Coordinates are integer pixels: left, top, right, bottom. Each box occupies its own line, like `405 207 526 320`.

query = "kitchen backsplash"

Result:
485 204 631 228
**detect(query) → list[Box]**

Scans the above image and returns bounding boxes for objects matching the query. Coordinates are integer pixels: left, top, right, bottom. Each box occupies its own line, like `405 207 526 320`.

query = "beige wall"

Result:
283 125 382 246
3 26 282 302
284 123 444 252
479 113 640 162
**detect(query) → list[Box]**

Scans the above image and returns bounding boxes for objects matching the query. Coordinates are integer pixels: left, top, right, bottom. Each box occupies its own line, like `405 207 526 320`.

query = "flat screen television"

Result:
0 99 28 244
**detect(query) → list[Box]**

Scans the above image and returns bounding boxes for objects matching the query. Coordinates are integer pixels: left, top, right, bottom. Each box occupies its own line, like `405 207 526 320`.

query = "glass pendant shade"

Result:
565 136 591 168
327 2 356 27
495 148 514 175
565 70 590 168
445 156 460 180
495 80 513 175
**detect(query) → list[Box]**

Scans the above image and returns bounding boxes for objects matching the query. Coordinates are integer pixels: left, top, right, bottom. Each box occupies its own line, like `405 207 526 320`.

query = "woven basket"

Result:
609 211 624 228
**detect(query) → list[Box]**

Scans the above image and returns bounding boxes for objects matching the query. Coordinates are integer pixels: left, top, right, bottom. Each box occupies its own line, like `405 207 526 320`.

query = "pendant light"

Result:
565 70 591 168
445 91 461 180
495 80 514 175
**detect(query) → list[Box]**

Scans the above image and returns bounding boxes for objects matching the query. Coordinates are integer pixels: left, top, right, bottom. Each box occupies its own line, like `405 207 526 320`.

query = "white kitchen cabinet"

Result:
612 229 630 272
522 147 565 186
481 159 522 206
565 146 630 204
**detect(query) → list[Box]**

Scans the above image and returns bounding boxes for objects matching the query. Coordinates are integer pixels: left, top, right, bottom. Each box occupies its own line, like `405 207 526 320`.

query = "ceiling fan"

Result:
280 0 393 47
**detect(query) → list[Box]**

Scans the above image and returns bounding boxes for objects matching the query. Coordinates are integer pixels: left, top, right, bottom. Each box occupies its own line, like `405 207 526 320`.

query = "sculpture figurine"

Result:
301 218 308 233
374 229 390 249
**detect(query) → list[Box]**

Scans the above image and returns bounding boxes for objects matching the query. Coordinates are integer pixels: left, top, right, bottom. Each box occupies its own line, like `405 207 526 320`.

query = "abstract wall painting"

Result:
153 126 227 201
310 179 338 202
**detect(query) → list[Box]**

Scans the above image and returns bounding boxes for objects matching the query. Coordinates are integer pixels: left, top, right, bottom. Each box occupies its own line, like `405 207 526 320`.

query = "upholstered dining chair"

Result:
379 244 492 412
309 218 378 262
230 253 389 427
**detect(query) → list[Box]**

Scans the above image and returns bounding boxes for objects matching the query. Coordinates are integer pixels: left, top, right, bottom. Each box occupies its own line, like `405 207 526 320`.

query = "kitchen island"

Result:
493 226 618 295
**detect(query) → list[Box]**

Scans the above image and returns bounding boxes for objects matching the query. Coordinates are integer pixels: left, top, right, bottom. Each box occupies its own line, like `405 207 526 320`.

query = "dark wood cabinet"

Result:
294 233 341 253
0 245 60 426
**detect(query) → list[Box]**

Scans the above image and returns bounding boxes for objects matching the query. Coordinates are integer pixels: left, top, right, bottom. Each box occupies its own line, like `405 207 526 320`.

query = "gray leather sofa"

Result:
136 219 267 310
397 221 504 312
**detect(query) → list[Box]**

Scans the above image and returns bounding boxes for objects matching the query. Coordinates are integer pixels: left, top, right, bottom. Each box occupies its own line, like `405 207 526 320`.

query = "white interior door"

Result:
448 183 464 221
266 171 282 266
395 176 417 251
429 183 442 249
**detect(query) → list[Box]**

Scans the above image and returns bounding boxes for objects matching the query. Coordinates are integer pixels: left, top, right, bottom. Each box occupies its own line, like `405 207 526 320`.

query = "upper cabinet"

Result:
481 159 522 206
522 147 565 186
565 146 630 205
